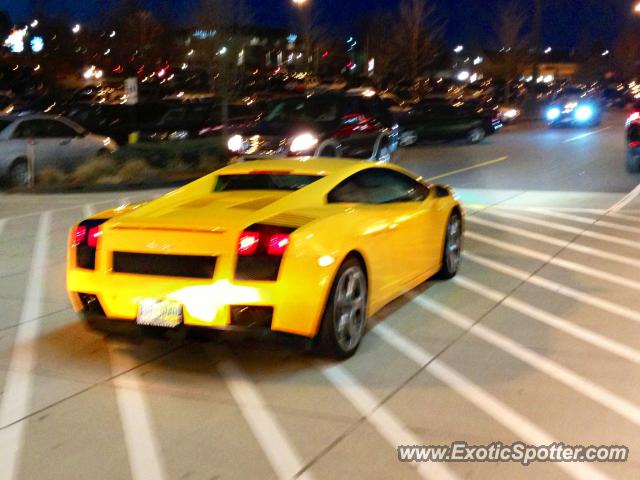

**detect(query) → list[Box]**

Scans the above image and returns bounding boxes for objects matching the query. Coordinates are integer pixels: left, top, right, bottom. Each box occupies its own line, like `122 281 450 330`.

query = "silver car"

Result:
0 114 118 186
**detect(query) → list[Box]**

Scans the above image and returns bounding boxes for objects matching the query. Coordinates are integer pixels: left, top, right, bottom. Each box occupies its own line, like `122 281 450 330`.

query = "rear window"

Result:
214 173 322 192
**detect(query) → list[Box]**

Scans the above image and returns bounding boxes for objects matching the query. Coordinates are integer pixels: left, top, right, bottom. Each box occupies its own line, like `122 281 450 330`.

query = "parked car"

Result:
626 108 640 173
68 103 170 146
227 91 399 162
140 101 259 142
398 100 502 146
0 115 117 186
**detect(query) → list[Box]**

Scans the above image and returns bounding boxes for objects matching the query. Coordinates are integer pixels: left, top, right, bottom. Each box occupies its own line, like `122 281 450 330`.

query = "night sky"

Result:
0 0 632 49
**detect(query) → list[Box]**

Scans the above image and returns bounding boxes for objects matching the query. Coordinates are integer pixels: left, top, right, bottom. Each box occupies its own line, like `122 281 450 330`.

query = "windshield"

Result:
264 97 339 123
214 173 323 191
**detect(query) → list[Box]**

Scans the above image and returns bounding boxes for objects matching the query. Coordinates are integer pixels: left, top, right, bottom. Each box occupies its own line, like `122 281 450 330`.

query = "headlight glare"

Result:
290 133 319 154
575 105 593 122
228 134 245 153
546 107 561 121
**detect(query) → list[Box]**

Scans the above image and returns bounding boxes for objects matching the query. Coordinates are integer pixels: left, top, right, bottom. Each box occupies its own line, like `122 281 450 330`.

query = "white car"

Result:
0 114 117 186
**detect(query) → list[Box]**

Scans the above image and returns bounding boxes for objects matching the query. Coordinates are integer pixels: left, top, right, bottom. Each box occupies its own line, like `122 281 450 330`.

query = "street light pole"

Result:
292 0 314 73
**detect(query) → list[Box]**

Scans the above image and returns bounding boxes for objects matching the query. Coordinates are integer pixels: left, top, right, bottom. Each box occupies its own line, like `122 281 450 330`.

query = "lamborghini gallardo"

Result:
67 158 463 358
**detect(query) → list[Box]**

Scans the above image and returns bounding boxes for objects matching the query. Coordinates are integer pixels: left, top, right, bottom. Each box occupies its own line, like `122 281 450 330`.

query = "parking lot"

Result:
1 112 639 479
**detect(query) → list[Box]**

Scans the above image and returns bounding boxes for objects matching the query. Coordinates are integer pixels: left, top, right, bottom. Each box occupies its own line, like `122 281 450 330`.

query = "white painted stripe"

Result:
608 184 640 213
467 206 607 214
454 276 640 365
110 347 167 480
483 209 640 250
0 212 50 480
321 365 459 480
464 252 640 324
467 216 640 269
607 212 640 223
467 231 640 292
562 126 611 143
525 208 640 234
412 296 640 427
218 360 312 480
374 324 611 480
83 204 94 218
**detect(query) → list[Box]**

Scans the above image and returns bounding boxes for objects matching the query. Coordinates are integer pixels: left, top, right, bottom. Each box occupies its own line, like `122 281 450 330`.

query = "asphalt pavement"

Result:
0 112 639 480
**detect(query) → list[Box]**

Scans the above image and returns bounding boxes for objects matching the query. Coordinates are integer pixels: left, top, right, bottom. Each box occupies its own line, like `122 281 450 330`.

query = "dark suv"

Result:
227 91 399 162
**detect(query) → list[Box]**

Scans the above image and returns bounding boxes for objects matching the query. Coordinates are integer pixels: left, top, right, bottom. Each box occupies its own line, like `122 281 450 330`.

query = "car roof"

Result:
216 158 405 178
1 113 68 122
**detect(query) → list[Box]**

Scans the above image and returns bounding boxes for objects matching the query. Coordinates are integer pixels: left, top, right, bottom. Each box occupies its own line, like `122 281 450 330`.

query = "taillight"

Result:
71 219 107 270
267 233 290 256
73 225 87 247
628 112 640 123
238 231 260 256
235 225 295 281
87 226 101 248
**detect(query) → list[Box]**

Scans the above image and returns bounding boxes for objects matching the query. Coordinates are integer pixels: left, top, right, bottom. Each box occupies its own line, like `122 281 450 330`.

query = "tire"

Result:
626 152 640 173
466 127 486 144
8 159 29 187
399 130 418 147
437 211 463 279
317 257 368 359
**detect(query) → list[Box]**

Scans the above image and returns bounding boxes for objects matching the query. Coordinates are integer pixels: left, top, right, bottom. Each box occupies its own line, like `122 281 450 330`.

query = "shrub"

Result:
37 168 66 186
71 157 118 185
118 158 155 183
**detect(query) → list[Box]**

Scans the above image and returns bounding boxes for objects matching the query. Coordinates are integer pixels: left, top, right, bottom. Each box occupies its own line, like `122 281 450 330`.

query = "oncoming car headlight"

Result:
546 107 561 121
575 105 594 122
289 133 319 154
228 134 245 153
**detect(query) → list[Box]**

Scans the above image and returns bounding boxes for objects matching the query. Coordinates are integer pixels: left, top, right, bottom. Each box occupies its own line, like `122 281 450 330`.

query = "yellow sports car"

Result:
67 158 463 357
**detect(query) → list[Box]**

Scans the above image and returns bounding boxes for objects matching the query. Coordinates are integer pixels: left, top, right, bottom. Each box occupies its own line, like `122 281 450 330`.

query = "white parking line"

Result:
464 252 640 324
0 212 50 480
218 360 313 480
467 216 640 269
109 346 168 480
483 209 640 250
467 231 640 292
607 212 640 223
608 184 640 213
525 208 640 234
412 296 640 427
454 276 640 365
374 324 611 480
562 127 611 143
321 364 459 480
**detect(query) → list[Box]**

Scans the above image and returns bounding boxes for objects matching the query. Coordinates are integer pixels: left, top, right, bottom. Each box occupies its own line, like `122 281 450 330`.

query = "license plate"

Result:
136 299 183 328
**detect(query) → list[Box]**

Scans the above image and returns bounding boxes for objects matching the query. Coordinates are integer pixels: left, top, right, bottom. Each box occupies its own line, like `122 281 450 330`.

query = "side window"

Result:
328 168 429 204
44 120 78 138
12 120 45 139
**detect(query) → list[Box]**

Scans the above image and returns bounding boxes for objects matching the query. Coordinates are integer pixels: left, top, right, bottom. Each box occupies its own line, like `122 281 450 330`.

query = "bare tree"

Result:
394 0 441 80
194 0 252 131
494 1 528 101
293 2 327 73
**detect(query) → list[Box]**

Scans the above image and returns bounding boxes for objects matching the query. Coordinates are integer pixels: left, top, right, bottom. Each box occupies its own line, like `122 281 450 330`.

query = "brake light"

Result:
73 225 87 247
87 226 101 248
267 233 290 256
238 231 260 256
629 112 640 123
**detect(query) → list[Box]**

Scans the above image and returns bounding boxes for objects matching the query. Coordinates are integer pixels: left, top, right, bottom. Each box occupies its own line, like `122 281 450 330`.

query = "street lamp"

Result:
72 24 81 34
292 0 308 4
634 2 640 14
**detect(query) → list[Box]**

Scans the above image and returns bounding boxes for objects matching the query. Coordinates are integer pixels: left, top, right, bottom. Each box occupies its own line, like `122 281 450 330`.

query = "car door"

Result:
42 119 89 170
328 168 434 302
11 119 59 170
